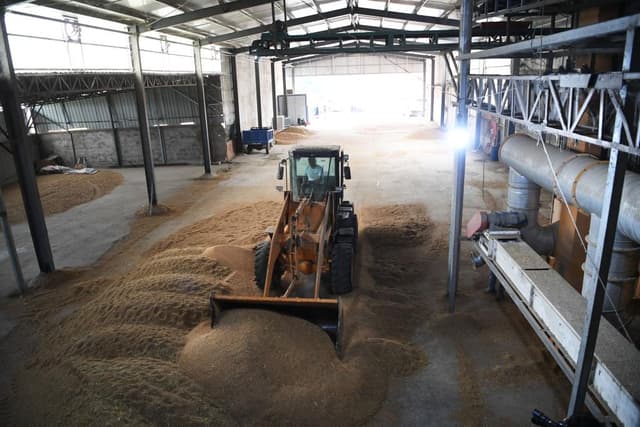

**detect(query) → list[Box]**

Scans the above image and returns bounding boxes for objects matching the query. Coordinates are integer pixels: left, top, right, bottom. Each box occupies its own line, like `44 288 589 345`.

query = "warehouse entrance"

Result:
283 54 439 129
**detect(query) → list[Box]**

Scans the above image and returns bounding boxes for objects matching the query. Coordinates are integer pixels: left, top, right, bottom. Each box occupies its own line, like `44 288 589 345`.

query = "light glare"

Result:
448 126 471 150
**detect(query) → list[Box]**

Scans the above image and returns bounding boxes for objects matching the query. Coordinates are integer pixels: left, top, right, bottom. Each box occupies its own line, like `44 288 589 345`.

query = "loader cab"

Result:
281 146 349 202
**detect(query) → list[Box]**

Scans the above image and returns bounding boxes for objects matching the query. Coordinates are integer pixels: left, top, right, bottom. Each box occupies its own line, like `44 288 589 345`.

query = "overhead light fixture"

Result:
180 121 195 125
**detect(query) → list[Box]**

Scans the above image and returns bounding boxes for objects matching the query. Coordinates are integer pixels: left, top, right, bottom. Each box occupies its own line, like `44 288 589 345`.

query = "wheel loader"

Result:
210 145 357 350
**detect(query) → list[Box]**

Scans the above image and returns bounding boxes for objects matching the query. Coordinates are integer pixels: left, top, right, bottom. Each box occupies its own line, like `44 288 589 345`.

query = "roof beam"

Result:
460 13 640 60
256 44 459 55
202 8 350 45
355 7 459 27
202 6 460 45
284 51 433 66
34 0 208 39
149 0 273 31
154 0 239 32
276 26 560 44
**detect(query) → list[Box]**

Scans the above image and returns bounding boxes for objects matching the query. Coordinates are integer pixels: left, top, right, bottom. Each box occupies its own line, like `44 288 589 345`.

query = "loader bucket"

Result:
210 294 343 351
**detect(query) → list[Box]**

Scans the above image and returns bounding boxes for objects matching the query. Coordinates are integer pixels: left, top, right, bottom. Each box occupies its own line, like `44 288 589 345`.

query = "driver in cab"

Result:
303 157 324 199
305 157 323 182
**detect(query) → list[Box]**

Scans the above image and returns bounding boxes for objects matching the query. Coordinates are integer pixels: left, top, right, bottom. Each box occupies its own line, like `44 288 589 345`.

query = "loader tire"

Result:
337 214 358 251
255 240 282 290
338 202 358 250
331 243 354 295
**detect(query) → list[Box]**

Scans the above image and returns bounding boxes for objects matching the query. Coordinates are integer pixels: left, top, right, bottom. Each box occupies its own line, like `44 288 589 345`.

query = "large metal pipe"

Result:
583 214 640 326
506 168 540 224
506 168 556 255
501 133 640 323
500 134 640 243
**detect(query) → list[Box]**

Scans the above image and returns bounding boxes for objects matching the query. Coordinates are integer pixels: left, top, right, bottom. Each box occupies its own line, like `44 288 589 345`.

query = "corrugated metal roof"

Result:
9 0 461 49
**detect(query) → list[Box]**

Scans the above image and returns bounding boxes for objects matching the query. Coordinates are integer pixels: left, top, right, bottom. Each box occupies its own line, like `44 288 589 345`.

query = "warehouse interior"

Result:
0 0 639 425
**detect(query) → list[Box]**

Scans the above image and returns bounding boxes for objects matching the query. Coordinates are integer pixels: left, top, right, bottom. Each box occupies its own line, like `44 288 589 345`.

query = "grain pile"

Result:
179 312 385 426
11 250 237 426
10 201 443 426
345 204 441 375
2 170 123 224
149 201 282 254
274 126 312 145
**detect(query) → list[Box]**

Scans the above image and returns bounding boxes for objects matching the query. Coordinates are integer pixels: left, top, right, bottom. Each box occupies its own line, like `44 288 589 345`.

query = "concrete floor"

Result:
0 118 570 425
0 166 209 297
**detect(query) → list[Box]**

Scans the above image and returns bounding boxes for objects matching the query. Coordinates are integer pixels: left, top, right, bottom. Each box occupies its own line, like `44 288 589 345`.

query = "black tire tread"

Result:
331 243 354 295
254 240 270 289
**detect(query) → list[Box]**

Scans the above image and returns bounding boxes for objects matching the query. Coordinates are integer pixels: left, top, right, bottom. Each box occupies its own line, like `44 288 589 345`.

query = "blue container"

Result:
242 127 273 145
242 127 274 154
490 143 500 161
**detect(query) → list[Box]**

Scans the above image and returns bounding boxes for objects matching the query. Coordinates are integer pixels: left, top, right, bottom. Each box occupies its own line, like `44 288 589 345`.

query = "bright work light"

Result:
447 126 471 150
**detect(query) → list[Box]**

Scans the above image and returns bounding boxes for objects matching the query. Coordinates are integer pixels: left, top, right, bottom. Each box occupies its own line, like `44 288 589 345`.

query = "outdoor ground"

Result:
0 119 569 426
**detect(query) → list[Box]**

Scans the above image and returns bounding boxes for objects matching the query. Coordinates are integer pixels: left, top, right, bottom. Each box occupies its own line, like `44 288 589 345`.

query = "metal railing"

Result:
467 72 640 156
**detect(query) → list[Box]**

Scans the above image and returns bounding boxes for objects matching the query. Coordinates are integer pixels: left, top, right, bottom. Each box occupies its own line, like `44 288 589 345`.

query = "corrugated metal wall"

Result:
32 79 223 133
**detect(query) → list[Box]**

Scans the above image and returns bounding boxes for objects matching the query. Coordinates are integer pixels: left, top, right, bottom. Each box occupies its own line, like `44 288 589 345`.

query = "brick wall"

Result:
1 136 41 186
38 125 209 168
162 126 202 164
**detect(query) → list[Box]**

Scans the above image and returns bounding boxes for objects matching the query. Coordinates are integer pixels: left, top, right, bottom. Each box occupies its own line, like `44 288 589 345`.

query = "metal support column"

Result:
194 42 212 175
444 52 458 96
129 27 158 206
430 57 435 122
567 27 638 418
282 63 289 120
60 101 77 164
0 11 54 273
0 190 25 293
507 58 518 136
422 59 427 118
271 60 277 130
230 55 242 152
440 56 446 128
474 110 482 150
447 0 472 313
291 66 296 94
255 58 263 128
106 93 123 167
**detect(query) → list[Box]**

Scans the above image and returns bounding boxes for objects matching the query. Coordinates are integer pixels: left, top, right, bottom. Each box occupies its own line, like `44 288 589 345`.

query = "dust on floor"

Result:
7 201 444 426
2 170 123 224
